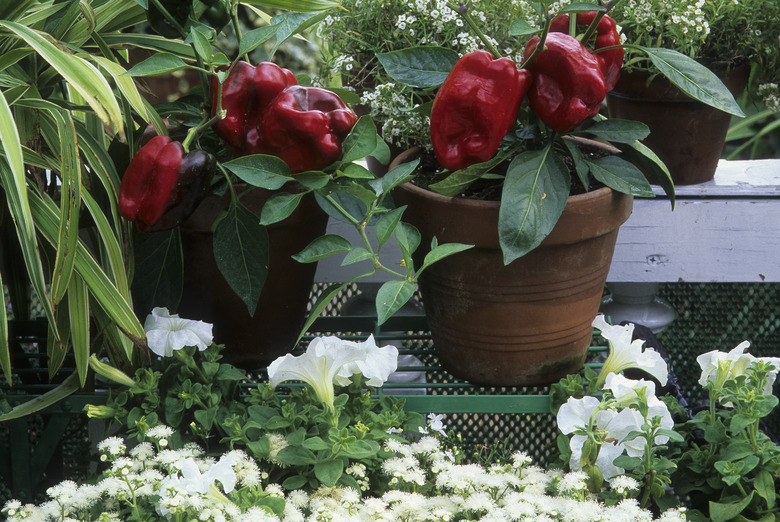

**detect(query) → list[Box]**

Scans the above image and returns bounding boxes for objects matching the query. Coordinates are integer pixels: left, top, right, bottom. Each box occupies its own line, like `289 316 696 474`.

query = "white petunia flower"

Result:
159 455 236 495
144 307 213 357
268 335 397 409
593 315 668 387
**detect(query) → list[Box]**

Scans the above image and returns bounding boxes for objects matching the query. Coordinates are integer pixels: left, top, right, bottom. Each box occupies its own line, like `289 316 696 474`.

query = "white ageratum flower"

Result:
268 335 398 409
697 341 780 395
593 315 668 387
144 307 213 357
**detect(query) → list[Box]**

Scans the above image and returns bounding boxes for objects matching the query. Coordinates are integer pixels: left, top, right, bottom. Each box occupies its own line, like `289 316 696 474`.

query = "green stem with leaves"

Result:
446 1 502 58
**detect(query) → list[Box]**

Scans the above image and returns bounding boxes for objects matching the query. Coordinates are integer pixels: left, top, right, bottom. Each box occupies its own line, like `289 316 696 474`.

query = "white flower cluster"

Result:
758 83 780 112
360 83 432 149
3 431 690 521
612 0 710 54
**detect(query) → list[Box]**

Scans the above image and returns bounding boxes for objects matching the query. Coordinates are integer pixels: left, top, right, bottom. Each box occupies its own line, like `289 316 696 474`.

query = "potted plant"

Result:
0 0 153 417
607 0 778 184
318 1 742 386
109 0 473 369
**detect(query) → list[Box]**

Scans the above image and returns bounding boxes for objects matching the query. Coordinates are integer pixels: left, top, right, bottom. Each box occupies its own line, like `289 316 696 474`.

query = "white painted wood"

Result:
314 159 780 284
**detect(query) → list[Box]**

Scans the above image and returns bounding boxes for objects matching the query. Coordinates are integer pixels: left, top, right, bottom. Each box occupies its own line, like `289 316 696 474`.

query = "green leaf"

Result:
296 281 351 344
238 25 281 57
587 156 654 197
562 139 590 190
580 119 650 143
341 162 375 180
341 439 379 458
562 2 606 13
124 52 191 76
376 280 416 325
638 47 745 117
242 0 340 10
282 475 308 490
394 222 421 270
189 27 213 64
213 202 269 316
68 273 90 387
376 46 459 88
0 21 124 133
268 12 324 57
382 158 419 194
341 247 373 266
260 192 304 226
340 115 378 164
295 171 330 190
498 147 570 264
277 446 318 466
132 228 183 317
614 139 675 205
0 372 80 422
754 470 775 510
302 437 331 451
314 459 344 486
421 243 474 271
292 234 352 263
709 491 754 522
375 207 406 246
223 155 293 189
0 269 8 385
509 19 538 36
429 167 484 197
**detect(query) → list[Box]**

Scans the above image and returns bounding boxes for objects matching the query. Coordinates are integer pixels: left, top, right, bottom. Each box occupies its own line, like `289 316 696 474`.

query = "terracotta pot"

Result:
392 150 633 386
607 67 748 185
177 188 328 369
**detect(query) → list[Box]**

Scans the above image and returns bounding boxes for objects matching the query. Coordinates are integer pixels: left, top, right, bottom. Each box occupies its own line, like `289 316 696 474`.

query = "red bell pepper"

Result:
119 136 214 232
550 12 624 91
259 85 358 173
210 61 298 156
523 32 608 132
430 50 532 171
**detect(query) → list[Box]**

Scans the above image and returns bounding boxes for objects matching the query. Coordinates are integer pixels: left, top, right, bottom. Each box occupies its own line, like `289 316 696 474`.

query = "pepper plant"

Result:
319 1 746 265
120 1 473 340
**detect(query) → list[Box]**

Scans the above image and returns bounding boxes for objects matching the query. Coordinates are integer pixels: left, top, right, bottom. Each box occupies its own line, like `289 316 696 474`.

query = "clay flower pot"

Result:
177 188 328 369
607 68 748 185
392 150 633 386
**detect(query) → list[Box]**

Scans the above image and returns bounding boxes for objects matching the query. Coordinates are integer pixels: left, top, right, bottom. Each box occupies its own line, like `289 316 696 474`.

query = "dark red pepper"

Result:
119 136 214 232
259 85 358 173
210 61 298 156
430 50 532 171
550 12 624 91
523 32 608 132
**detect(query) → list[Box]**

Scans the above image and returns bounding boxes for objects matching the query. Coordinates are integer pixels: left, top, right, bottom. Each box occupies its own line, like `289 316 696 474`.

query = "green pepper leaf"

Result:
340 163 375 180
131 228 183 317
613 139 675 205
499 146 570 264
509 19 538 37
212 202 269 316
292 234 352 263
223 155 293 189
376 46 459 88
420 243 474 272
376 280 416 325
375 206 406 246
562 3 607 13
394 222 421 270
579 119 651 143
260 192 304 226
238 25 282 57
587 156 654 197
638 46 745 117
124 52 191 76
340 115 378 164
429 166 484 197
340 247 373 266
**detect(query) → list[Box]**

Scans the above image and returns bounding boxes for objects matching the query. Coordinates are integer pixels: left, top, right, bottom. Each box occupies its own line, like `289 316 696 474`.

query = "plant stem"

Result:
446 1 502 58
181 113 223 152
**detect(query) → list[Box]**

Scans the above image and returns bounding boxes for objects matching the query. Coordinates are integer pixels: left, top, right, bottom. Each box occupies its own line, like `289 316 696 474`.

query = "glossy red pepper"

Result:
119 136 215 232
259 85 358 173
210 61 298 156
523 32 608 132
550 12 624 91
430 50 532 171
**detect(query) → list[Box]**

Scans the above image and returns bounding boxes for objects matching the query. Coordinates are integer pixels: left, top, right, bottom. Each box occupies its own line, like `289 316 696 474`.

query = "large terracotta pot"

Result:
177 188 328 369
607 68 747 185
392 152 633 386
